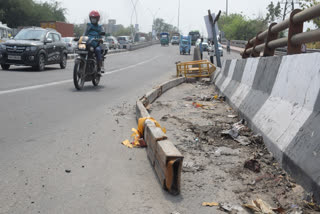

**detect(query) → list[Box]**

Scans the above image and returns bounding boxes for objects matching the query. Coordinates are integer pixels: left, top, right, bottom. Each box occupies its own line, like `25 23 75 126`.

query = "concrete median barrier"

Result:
213 52 320 200
136 77 186 195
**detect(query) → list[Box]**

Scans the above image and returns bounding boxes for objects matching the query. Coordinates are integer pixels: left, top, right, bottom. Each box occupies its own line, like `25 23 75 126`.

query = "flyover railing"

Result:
241 4 320 58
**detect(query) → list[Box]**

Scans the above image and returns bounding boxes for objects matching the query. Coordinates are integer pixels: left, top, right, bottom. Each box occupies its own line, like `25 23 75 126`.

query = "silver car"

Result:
107 36 119 49
62 37 77 54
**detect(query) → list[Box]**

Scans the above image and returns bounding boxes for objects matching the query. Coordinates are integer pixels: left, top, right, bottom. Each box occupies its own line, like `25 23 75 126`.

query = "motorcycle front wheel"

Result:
73 61 85 90
92 73 100 86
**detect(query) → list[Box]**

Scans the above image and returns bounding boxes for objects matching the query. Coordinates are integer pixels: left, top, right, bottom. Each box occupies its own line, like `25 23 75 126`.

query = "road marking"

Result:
0 55 161 95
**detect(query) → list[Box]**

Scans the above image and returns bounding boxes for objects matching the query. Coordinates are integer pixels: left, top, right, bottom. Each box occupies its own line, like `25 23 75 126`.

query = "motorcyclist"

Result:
84 10 104 74
227 40 231 53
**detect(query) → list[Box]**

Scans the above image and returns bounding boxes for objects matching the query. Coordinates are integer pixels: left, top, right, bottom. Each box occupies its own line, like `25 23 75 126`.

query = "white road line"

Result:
0 55 161 95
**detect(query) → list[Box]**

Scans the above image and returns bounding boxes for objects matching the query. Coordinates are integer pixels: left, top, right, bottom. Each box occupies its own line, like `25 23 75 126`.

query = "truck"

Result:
188 31 200 46
40 21 74 37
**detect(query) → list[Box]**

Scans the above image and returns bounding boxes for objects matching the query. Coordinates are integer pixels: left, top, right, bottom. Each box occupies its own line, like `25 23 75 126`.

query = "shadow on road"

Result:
69 85 106 93
1 66 62 73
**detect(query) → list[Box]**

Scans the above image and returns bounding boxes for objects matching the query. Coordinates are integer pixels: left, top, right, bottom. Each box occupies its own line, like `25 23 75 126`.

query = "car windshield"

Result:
118 37 126 41
63 38 72 42
14 29 46 41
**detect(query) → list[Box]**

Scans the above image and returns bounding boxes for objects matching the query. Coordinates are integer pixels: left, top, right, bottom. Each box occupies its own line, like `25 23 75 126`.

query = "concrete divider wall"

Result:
214 53 320 199
136 77 186 195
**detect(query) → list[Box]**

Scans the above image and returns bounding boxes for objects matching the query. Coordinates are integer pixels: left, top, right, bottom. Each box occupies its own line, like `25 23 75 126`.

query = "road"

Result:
0 45 241 214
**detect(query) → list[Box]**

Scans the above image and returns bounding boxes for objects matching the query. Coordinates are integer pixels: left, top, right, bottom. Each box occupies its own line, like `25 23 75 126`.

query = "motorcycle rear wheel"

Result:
73 61 85 90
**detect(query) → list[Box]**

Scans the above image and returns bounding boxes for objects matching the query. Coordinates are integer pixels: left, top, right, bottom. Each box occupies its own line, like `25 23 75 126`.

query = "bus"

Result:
188 31 200 46
0 22 12 43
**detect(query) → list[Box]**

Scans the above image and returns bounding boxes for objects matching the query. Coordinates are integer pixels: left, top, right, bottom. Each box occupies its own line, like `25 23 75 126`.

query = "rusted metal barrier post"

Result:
263 23 279 57
288 9 303 55
242 39 253 59
251 32 264 57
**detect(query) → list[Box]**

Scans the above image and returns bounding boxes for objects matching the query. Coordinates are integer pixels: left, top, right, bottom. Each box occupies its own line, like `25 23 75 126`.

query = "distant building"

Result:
105 19 122 35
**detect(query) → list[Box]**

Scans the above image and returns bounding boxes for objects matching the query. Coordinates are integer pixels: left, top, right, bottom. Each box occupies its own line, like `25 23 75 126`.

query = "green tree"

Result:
299 0 320 27
265 1 282 23
0 0 66 28
113 25 133 37
153 18 179 36
218 13 267 40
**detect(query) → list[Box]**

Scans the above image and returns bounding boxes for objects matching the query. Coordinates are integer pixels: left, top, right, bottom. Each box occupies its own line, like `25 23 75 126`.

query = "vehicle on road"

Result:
107 36 119 49
215 43 224 56
188 31 200 46
179 35 191 55
117 36 131 49
160 32 170 46
40 21 74 37
208 42 224 58
73 34 107 90
101 37 110 54
195 38 209 52
62 37 77 54
0 27 68 71
171 36 179 45
0 22 13 43
139 37 146 42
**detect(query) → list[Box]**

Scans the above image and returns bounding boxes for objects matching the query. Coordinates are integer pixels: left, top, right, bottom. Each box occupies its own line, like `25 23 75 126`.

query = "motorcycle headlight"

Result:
90 47 94 52
79 36 89 44
78 44 86 50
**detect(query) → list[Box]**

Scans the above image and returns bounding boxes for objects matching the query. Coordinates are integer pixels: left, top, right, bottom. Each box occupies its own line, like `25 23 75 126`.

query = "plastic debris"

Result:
192 102 204 108
122 117 166 148
202 202 219 207
221 120 251 146
243 199 276 214
122 139 133 148
303 200 320 211
227 115 238 118
214 147 240 157
220 203 248 213
244 159 261 173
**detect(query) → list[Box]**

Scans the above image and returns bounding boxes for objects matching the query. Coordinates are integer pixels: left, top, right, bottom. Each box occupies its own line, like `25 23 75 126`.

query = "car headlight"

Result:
0 44 6 50
26 46 37 52
78 44 86 50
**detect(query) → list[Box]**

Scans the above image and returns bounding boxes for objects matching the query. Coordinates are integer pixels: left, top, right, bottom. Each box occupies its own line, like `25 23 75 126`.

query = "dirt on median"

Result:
148 79 319 214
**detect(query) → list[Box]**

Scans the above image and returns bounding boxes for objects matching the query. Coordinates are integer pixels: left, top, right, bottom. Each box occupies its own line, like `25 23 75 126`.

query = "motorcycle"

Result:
73 32 106 90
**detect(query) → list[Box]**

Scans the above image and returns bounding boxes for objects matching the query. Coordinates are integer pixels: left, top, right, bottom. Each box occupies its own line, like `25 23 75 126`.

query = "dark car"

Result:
0 27 68 71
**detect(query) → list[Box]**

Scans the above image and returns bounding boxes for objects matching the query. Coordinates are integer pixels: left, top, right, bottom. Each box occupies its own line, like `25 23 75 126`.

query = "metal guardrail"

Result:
241 4 320 58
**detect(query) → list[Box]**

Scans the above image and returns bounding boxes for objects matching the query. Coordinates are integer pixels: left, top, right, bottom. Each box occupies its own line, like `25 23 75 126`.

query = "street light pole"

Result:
130 0 139 42
148 8 160 40
226 0 228 16
178 0 180 33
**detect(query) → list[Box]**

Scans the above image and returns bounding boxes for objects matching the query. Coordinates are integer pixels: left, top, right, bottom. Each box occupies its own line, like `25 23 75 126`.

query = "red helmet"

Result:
89 10 100 22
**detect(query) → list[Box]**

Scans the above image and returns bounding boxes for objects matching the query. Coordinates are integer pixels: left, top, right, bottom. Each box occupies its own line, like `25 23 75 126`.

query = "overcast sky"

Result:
58 0 305 35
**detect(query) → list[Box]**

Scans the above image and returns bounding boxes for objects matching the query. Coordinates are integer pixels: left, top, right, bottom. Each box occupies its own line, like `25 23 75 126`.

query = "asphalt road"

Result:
0 45 241 214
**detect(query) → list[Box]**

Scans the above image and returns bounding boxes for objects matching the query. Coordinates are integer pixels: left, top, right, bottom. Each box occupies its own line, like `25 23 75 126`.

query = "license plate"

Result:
8 55 21 60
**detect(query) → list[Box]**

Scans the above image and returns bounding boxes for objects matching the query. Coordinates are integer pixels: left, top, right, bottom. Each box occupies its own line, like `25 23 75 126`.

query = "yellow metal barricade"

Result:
176 60 216 78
